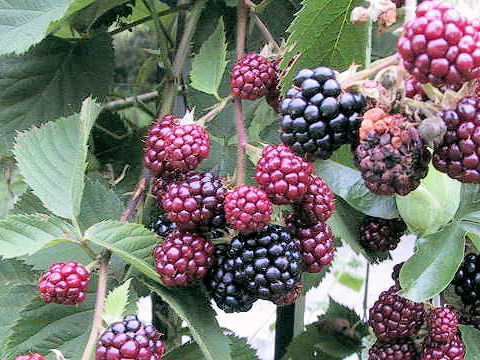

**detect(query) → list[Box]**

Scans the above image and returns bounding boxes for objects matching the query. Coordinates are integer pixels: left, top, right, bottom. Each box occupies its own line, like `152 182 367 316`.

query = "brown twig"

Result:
121 168 154 222
234 0 249 186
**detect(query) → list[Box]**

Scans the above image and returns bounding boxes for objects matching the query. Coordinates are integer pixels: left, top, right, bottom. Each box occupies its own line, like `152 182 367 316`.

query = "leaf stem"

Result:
197 95 233 124
81 170 153 360
251 13 280 52
363 263 370 320
103 91 160 112
234 0 249 186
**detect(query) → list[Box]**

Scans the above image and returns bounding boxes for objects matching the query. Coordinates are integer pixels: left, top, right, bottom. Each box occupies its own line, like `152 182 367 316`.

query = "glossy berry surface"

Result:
369 338 418 360
38 262 90 305
153 230 215 286
397 0 480 88
369 284 425 342
204 244 258 313
274 281 303 306
295 175 335 223
354 108 431 195
433 97 480 183
162 172 227 232
224 185 273 234
143 115 178 176
420 335 465 360
360 216 407 253
230 225 302 301
427 306 459 343
405 76 428 100
255 144 313 205
15 355 45 360
96 315 166 360
150 215 177 238
231 53 277 100
165 123 210 172
280 67 366 160
452 252 480 305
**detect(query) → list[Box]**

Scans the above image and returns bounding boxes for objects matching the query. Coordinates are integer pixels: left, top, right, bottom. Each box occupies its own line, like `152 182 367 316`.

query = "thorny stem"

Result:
234 0 249 186
338 53 400 89
251 13 280 52
81 169 153 360
103 91 159 112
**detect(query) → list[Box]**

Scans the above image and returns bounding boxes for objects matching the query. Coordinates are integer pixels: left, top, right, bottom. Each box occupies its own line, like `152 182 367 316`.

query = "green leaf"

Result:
459 325 480 360
85 221 160 281
0 34 114 157
12 191 52 216
0 214 75 258
0 0 74 55
280 0 368 91
0 161 28 218
21 242 92 271
190 18 228 97
396 166 461 236
164 335 259 360
0 285 37 359
399 222 466 302
456 184 480 219
103 279 133 325
316 161 399 219
336 271 364 292
328 198 388 263
79 178 124 230
248 101 279 145
0 259 39 286
302 265 331 293
13 98 102 219
142 279 232 360
5 280 98 359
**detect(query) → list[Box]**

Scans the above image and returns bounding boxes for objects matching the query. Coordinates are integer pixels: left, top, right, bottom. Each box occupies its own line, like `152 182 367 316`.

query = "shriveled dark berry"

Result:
360 216 407 253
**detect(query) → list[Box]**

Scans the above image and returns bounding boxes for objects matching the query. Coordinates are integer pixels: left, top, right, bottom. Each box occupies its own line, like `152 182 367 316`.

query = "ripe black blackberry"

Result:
369 284 425 342
280 67 366 160
151 215 177 238
96 315 166 360
452 252 480 305
369 338 418 360
204 245 258 313
360 216 407 253
433 97 480 183
354 108 431 195
229 225 302 301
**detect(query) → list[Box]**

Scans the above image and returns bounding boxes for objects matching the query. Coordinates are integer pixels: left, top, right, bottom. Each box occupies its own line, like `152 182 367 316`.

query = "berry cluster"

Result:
96 315 166 360
453 253 480 305
398 1 480 88
433 97 480 183
280 67 367 160
354 108 431 195
369 266 465 360
360 216 407 253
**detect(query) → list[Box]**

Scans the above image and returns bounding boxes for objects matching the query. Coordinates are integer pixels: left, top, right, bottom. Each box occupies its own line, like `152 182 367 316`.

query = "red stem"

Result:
234 0 248 186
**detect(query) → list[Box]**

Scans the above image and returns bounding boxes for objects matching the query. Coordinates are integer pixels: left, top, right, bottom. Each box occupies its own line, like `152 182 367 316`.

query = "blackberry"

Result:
427 306 459 343
420 335 465 360
165 123 210 172
38 262 90 305
433 97 480 183
285 213 335 273
15 355 45 360
143 115 179 176
369 338 419 360
360 216 407 253
369 284 425 342
231 53 277 100
96 315 166 360
397 0 480 88
151 172 184 207
405 77 428 101
204 245 258 313
229 225 302 301
162 172 227 232
452 252 480 305
354 108 431 195
254 144 313 205
280 67 366 160
295 175 335 223
224 185 273 234
151 215 177 238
